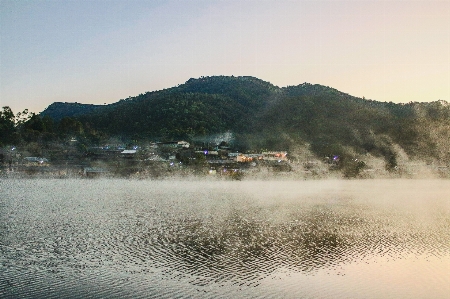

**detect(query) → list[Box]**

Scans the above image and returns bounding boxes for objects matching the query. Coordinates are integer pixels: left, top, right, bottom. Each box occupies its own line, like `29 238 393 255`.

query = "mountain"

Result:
37 76 450 166
41 76 279 138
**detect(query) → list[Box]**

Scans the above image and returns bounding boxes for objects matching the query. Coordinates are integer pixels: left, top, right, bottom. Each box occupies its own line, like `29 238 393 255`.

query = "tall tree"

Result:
0 106 17 146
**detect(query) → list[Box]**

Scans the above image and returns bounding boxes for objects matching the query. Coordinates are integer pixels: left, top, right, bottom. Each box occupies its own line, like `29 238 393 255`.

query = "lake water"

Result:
1 179 449 298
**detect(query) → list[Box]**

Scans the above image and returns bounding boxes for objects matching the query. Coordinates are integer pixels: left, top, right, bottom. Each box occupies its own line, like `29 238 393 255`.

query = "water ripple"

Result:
1 179 449 298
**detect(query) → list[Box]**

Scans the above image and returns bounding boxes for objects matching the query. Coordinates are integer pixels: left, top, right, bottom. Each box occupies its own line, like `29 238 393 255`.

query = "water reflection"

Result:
143 201 449 287
1 179 449 298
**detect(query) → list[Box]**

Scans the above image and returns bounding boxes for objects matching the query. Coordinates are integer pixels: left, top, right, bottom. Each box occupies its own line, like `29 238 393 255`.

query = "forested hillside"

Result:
2 76 449 171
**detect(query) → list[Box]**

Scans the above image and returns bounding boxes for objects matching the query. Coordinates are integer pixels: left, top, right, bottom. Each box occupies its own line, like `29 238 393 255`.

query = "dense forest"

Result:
2 76 450 172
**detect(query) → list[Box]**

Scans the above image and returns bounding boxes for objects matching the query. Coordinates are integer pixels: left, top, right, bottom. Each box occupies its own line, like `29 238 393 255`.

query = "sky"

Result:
1 0 449 115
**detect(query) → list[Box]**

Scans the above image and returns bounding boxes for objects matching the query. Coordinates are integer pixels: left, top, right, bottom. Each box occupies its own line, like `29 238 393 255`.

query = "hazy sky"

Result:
1 0 449 114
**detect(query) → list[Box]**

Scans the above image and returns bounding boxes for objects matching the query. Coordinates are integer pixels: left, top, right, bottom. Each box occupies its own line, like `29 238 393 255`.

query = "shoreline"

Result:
1 169 448 181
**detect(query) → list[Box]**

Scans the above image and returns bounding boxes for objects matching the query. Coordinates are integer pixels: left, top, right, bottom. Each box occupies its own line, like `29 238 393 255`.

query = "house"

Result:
228 152 240 159
177 141 190 148
262 152 288 161
236 154 253 162
120 149 137 159
121 149 137 154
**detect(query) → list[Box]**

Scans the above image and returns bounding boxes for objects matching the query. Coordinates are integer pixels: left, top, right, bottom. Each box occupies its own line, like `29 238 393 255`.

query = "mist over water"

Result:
1 179 449 298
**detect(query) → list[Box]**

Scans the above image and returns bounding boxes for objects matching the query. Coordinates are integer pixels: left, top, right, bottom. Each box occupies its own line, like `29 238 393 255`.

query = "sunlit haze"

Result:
1 0 449 114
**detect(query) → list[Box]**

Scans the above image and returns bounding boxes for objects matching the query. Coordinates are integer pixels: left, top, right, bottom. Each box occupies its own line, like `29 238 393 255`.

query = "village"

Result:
2 139 448 179
0 140 299 179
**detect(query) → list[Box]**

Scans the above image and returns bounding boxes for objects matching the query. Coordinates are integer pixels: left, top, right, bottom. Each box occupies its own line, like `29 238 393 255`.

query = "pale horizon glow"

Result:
1 0 449 114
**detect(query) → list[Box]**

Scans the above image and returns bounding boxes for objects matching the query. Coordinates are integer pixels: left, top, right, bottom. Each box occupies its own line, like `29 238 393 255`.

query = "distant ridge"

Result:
39 76 362 122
